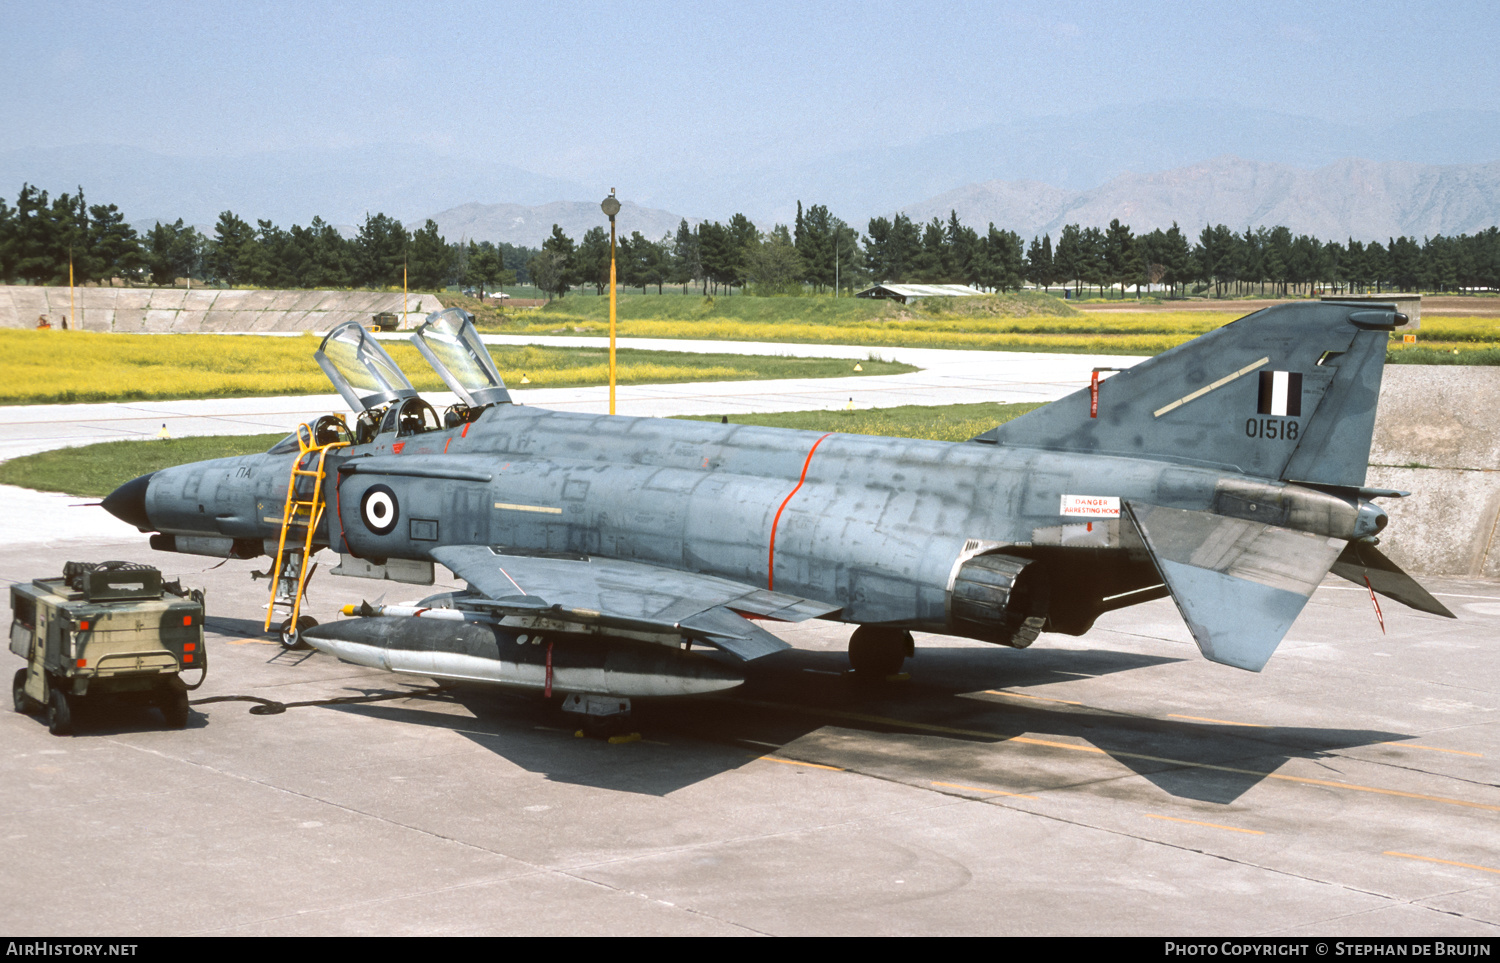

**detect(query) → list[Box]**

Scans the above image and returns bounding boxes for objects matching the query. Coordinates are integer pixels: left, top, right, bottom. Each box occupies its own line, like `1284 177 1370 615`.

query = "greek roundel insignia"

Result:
360 484 399 535
1257 371 1302 417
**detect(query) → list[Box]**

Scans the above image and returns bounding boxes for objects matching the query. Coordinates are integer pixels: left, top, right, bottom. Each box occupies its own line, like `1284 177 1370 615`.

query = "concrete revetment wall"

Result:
1367 366 1500 578
0 286 445 333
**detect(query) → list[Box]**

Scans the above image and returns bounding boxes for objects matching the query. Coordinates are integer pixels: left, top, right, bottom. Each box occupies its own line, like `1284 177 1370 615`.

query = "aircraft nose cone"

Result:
102 472 156 531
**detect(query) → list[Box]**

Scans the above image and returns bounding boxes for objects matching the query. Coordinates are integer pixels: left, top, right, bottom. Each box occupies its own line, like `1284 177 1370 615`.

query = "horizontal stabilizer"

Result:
1126 502 1346 671
1331 541 1455 619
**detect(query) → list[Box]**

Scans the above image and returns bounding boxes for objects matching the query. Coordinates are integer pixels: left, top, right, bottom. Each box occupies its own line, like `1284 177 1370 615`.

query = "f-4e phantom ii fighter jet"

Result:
101 302 1452 723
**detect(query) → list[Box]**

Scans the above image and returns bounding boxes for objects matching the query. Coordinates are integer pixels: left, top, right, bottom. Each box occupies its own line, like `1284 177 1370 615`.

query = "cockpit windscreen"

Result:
314 321 419 412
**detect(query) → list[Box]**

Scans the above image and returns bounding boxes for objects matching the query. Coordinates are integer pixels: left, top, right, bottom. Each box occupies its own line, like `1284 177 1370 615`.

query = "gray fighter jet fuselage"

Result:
102 302 1453 701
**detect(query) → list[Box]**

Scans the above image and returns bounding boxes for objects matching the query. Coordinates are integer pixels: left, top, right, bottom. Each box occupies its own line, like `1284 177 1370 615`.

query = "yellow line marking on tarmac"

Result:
1169 714 1268 727
1146 814 1264 835
931 781 1038 800
723 698 1500 813
1381 742 1483 757
227 636 278 645
1385 852 1500 875
762 757 843 771
985 690 1082 706
493 502 562 514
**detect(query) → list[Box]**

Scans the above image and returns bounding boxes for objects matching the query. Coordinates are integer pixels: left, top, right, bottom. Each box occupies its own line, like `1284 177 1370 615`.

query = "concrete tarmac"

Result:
2 536 1498 936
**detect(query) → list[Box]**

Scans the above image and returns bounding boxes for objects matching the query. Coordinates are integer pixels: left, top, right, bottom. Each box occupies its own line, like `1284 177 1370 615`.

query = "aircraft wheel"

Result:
848 626 913 677
47 686 74 736
279 616 318 650
12 669 36 715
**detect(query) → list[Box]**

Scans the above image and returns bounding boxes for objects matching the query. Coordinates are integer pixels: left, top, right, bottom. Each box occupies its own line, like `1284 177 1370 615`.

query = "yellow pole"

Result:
69 254 75 330
609 212 617 415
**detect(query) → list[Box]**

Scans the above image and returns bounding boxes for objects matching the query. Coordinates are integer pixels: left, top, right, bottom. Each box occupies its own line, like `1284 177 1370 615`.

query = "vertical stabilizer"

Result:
975 302 1408 486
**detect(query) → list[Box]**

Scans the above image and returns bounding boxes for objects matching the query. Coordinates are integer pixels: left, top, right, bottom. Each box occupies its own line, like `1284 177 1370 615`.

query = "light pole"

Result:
601 190 621 414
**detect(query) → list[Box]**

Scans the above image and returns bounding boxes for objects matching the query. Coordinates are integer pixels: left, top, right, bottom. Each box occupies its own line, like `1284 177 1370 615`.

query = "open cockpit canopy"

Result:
410 307 511 407
315 321 419 413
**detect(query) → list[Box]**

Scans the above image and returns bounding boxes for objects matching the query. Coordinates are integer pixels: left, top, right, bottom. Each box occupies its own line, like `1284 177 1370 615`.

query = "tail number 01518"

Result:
1246 418 1298 440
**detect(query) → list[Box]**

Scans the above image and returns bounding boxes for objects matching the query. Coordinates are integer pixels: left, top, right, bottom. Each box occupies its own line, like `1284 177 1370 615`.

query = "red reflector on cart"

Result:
184 654 194 663
183 615 192 626
79 621 90 631
76 659 86 668
184 642 196 652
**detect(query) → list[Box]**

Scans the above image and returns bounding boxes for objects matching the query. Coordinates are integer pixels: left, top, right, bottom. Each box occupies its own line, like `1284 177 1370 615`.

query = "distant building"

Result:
854 283 986 304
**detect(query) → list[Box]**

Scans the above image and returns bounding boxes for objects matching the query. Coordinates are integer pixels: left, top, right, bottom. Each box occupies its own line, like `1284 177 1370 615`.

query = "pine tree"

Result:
540 225 577 296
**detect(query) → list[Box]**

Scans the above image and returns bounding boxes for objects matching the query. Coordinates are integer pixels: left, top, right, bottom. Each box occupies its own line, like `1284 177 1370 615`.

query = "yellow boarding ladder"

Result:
265 422 349 640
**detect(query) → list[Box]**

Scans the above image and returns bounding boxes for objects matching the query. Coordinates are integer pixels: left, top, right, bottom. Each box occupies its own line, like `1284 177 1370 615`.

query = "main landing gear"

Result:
847 626 914 678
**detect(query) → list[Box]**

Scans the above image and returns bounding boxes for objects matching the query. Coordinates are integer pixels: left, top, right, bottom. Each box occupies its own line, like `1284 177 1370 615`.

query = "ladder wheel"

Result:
279 616 318 650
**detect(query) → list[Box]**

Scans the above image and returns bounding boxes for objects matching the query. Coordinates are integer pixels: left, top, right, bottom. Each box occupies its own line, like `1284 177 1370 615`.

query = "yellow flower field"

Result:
0 331 906 405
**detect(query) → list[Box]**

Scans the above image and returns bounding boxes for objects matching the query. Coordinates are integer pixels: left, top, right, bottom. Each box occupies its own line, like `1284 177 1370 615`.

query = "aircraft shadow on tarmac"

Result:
205 615 275 639
328 643 1406 805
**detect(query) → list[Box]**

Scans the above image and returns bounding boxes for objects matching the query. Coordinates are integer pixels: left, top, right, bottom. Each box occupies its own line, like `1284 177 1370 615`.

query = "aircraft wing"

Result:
430 545 840 661
1124 502 1347 672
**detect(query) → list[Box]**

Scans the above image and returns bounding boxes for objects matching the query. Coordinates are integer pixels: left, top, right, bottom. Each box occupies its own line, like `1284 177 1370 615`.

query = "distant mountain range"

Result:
430 156 1500 248
7 101 1499 245
641 102 1500 228
429 199 695 250
899 156 1500 242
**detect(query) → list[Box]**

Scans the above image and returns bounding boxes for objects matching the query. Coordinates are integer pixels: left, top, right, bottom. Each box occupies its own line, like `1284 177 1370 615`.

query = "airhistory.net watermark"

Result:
5 944 138 957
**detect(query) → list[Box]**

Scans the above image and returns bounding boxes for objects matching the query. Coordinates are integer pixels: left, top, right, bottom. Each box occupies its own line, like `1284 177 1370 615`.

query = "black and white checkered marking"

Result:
360 484 400 535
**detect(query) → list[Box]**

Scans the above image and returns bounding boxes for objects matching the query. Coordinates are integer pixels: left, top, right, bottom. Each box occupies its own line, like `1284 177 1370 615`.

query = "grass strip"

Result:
0 434 288 498
675 402 1044 442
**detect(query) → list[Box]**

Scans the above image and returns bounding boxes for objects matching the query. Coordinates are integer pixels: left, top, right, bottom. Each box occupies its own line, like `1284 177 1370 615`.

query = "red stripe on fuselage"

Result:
768 433 832 591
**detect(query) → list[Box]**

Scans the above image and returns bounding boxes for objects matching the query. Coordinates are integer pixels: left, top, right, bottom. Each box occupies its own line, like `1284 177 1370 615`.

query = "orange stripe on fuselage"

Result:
768 433 832 591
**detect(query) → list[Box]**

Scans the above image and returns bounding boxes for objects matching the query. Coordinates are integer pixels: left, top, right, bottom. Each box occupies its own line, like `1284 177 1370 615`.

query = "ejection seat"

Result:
395 398 441 436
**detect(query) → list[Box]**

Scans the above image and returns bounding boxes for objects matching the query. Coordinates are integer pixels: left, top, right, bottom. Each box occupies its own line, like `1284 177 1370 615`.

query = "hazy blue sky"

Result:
6 0 1498 183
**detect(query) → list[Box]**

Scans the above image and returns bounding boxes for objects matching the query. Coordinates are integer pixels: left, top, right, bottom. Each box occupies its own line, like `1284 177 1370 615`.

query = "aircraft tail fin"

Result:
975 301 1409 487
1125 501 1346 671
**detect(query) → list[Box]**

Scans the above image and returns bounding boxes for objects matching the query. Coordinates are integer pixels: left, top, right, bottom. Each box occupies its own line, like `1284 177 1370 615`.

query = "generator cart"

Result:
10 561 205 735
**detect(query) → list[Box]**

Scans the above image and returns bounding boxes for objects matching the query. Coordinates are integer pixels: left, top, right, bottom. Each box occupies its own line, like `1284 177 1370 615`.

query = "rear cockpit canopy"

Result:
410 307 512 408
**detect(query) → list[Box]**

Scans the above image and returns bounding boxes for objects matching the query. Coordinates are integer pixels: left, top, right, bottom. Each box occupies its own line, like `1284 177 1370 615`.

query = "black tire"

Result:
848 626 913 677
48 686 74 736
13 669 34 715
160 683 190 728
279 615 318 650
